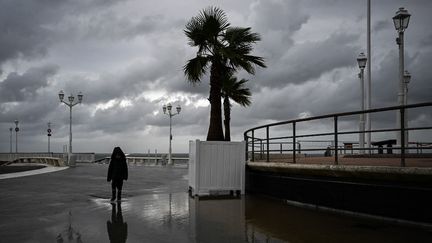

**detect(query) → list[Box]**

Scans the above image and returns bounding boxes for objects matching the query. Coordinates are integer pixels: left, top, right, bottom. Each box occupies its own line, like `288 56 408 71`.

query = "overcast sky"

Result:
1 0 431 153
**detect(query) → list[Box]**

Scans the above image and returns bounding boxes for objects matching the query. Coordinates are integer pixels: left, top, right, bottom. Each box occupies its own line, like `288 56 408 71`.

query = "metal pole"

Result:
396 31 404 146
404 80 409 150
266 126 269 162
401 107 406 167
334 116 338 165
359 68 365 154
251 130 255 162
168 113 172 165
244 134 248 161
69 105 72 164
48 135 50 153
366 0 372 153
293 122 296 163
9 128 12 153
15 129 18 154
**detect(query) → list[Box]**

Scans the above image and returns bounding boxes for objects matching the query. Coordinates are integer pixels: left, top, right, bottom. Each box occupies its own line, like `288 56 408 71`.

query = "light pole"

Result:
162 103 181 165
404 70 411 147
14 120 19 153
357 52 367 154
47 122 52 153
58 90 83 165
393 7 410 147
9 127 13 153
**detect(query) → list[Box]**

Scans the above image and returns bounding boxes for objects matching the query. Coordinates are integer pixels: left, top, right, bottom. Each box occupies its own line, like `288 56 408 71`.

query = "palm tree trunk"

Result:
207 63 225 141
223 96 231 141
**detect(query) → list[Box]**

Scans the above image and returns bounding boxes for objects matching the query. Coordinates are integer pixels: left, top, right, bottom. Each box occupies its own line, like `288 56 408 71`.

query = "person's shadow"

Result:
107 202 128 243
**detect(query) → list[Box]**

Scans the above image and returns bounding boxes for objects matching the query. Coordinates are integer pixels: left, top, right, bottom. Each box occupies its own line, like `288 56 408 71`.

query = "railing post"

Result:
266 126 270 162
280 144 282 154
334 116 338 165
251 130 255 162
260 140 263 159
244 133 249 162
293 122 296 164
401 107 406 167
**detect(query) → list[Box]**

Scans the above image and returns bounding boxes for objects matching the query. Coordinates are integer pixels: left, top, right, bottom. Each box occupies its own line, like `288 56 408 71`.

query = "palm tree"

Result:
222 75 251 141
184 6 265 141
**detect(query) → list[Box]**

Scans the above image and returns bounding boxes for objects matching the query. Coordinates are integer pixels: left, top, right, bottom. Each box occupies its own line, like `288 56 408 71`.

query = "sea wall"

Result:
246 162 432 224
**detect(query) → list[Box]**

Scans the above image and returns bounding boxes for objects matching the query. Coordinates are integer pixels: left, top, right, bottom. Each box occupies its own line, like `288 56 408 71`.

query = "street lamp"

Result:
162 103 181 165
393 7 410 148
14 120 19 153
47 122 52 153
59 90 83 165
357 52 367 154
9 127 13 153
403 70 411 147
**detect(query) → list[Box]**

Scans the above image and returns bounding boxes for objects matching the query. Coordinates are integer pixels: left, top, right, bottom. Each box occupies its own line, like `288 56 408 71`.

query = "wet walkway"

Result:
0 164 431 242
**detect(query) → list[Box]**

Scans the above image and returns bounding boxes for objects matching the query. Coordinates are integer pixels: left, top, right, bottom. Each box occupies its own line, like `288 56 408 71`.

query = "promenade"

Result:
0 163 431 242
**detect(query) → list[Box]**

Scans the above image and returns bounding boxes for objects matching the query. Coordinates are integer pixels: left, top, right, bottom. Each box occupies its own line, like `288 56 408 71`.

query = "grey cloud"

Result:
373 20 392 32
0 65 58 102
249 0 309 58
0 0 125 66
254 32 360 88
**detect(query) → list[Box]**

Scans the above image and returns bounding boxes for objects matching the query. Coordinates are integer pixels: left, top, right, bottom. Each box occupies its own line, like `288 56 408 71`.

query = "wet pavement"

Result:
0 163 431 242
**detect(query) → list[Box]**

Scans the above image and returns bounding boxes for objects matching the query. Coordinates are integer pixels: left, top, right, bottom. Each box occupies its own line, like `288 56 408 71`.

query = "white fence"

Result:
189 140 246 196
0 153 95 163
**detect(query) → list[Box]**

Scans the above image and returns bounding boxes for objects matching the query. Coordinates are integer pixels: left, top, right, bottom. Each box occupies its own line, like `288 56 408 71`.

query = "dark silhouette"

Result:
324 146 332 157
222 75 251 141
107 147 128 201
107 203 128 243
184 6 266 141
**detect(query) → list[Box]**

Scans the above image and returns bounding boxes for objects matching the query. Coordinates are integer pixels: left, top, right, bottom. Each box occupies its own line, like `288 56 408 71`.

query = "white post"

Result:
359 69 365 154
366 0 372 153
9 128 12 153
69 105 72 164
169 114 173 165
404 73 409 149
396 30 404 146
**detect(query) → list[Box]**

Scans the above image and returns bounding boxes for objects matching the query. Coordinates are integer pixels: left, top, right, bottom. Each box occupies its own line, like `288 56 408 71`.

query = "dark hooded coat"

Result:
107 147 128 181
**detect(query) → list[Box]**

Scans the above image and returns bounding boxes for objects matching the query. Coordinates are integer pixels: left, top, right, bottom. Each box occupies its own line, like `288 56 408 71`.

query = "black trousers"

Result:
111 179 123 191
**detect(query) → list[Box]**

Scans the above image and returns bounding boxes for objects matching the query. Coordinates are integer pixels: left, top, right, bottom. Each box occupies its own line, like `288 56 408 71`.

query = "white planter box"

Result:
188 140 246 196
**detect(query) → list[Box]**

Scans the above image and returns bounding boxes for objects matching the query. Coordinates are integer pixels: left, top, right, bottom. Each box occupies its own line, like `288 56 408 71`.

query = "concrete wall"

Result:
246 162 432 224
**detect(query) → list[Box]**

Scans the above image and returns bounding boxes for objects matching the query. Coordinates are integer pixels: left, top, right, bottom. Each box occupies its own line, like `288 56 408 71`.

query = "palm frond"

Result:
222 76 252 107
184 55 210 83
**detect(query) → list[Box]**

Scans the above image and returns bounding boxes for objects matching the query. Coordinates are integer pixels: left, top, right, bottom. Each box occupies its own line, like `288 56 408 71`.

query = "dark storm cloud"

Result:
0 65 58 102
253 33 360 88
249 0 309 58
1 0 431 152
0 0 127 67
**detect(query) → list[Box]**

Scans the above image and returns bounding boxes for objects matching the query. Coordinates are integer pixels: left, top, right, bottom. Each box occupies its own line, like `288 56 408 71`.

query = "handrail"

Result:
244 102 432 167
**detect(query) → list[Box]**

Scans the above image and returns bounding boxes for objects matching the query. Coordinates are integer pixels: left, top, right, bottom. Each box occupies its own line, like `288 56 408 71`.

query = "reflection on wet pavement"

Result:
1 163 431 242
55 211 83 243
48 193 429 243
107 203 127 243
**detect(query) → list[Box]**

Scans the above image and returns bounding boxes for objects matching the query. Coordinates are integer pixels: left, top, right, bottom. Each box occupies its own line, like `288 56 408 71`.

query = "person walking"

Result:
107 147 128 201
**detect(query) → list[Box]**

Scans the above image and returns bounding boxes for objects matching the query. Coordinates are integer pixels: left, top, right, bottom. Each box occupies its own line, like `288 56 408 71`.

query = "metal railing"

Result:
244 102 432 167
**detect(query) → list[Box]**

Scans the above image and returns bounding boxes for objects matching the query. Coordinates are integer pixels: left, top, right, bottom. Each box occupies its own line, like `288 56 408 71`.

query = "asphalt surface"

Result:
0 163 431 243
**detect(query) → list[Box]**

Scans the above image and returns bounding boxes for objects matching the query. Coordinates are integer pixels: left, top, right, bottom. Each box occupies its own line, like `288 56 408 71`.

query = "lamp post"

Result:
403 70 411 147
58 90 83 165
47 122 52 153
357 52 367 154
162 103 181 165
9 127 13 153
393 7 410 147
14 120 19 153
